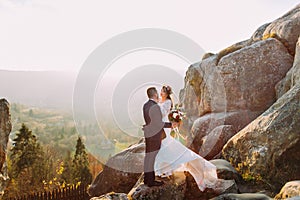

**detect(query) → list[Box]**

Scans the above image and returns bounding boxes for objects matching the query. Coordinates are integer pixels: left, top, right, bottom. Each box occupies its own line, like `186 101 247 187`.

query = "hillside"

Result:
9 103 137 163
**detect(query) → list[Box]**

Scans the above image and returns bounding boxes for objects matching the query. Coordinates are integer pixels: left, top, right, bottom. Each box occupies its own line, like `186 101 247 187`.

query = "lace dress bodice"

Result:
158 99 172 136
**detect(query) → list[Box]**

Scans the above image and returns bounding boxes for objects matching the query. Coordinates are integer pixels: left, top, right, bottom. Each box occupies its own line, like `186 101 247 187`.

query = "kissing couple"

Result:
142 86 219 191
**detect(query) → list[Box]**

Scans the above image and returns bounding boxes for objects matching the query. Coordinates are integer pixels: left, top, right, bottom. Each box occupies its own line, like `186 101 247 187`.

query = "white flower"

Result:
173 113 178 119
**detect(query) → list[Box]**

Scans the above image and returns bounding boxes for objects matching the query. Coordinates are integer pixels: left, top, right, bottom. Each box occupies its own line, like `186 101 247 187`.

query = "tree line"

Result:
3 124 93 199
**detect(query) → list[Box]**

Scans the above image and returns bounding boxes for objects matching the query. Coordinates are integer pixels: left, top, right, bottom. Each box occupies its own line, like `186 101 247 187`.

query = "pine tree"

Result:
61 150 73 185
9 124 46 194
72 136 92 185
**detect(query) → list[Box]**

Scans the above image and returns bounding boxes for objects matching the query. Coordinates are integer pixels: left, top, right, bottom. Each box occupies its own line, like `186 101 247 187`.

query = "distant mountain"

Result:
0 70 77 110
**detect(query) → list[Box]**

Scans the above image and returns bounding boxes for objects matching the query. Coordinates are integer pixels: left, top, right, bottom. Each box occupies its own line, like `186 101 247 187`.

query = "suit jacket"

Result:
143 99 172 142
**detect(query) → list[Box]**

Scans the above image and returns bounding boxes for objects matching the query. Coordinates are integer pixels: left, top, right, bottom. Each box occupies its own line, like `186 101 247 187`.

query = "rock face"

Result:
0 99 12 198
275 181 300 200
88 142 144 197
129 167 238 200
251 4 300 56
222 83 300 189
129 172 187 200
189 111 261 157
210 159 243 185
90 192 128 200
276 36 300 98
212 193 272 200
180 4 299 158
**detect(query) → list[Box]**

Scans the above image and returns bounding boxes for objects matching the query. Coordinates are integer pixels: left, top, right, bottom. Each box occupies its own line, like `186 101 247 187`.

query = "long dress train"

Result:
154 99 218 191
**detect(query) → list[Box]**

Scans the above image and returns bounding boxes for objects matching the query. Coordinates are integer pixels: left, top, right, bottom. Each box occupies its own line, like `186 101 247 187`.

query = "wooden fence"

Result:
9 185 90 200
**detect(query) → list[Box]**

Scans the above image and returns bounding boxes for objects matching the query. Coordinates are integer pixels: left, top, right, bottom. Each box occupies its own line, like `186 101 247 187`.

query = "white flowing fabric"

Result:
154 99 218 191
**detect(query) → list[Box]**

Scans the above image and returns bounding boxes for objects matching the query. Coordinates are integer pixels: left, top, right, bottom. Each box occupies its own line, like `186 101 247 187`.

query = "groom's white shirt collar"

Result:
149 98 157 103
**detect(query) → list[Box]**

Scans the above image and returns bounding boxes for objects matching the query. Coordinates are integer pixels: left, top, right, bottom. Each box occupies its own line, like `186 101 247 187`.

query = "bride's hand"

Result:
171 122 179 128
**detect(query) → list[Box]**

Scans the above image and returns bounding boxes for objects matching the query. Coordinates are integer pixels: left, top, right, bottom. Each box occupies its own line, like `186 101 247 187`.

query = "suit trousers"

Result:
144 137 161 184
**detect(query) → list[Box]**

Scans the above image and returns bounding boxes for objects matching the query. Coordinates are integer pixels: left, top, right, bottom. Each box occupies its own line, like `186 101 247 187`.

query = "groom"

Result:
142 87 172 187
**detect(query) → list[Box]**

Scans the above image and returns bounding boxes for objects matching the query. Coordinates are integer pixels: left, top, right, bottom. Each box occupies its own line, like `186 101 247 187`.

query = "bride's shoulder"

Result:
159 99 171 105
165 99 172 104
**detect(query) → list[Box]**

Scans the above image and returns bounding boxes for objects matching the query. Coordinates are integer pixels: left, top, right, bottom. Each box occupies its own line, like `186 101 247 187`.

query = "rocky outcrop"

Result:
220 5 300 193
180 4 299 158
222 83 300 189
89 147 241 200
275 181 300 200
129 169 238 200
129 172 187 200
88 142 144 197
0 99 12 198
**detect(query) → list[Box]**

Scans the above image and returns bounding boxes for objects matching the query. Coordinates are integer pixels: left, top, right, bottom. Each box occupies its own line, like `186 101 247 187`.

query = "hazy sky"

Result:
0 0 299 71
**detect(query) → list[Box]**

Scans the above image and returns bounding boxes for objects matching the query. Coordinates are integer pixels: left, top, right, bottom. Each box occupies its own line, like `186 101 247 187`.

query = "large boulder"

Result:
189 111 260 156
198 125 236 159
181 30 293 119
251 4 300 56
216 38 293 112
88 142 144 197
275 181 300 200
210 159 243 185
129 172 187 200
222 83 300 190
0 99 12 197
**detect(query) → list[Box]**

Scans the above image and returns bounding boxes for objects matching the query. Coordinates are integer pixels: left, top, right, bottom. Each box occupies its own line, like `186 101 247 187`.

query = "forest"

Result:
3 103 138 199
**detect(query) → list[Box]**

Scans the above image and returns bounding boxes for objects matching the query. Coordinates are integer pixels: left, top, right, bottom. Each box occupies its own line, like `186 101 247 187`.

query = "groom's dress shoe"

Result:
146 180 164 187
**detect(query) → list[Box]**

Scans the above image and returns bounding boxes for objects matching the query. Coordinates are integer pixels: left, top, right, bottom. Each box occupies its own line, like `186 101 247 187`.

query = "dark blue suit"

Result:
142 99 171 184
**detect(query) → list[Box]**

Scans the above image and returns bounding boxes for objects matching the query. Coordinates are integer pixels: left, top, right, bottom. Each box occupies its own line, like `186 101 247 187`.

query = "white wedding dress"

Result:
154 99 218 191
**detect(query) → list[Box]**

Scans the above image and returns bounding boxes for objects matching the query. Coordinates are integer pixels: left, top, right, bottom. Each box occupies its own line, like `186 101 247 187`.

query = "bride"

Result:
154 85 218 191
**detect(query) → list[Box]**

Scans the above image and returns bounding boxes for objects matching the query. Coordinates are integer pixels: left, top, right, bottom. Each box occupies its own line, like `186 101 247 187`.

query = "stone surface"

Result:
129 172 186 200
0 99 12 197
199 125 236 160
223 83 300 190
276 36 300 98
128 170 239 200
90 192 128 200
88 142 145 197
185 171 238 200
275 181 300 200
181 37 293 118
211 159 243 185
217 38 293 112
212 193 272 200
183 159 242 199
252 4 300 56
189 111 261 155
180 6 297 162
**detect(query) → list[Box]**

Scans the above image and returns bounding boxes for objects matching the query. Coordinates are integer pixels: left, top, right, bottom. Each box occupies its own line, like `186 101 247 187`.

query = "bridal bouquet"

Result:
168 109 185 123
168 106 186 144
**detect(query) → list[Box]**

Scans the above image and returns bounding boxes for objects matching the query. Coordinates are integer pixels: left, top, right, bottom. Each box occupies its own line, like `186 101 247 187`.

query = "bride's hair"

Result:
162 85 173 109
